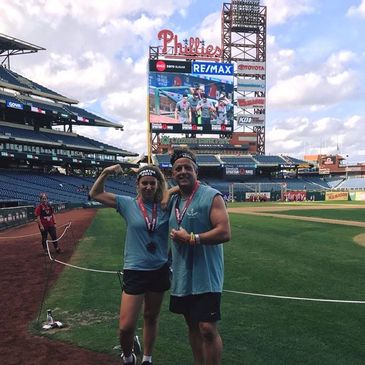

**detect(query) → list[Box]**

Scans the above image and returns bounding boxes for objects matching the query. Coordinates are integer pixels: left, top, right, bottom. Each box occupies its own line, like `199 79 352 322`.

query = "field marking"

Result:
228 204 365 228
0 222 72 239
354 233 365 247
223 289 365 304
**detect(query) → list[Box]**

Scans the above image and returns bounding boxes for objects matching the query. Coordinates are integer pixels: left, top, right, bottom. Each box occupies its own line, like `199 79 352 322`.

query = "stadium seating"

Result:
337 178 365 189
220 155 257 166
0 170 136 204
41 130 98 149
252 155 288 165
0 124 55 144
196 154 221 166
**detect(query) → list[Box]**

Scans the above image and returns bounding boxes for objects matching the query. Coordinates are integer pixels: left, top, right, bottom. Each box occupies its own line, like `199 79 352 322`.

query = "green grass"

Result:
31 206 365 364
266 208 365 221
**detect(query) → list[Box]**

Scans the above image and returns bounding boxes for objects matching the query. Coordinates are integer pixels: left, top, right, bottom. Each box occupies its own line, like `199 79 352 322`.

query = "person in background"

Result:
188 92 201 125
214 96 233 125
168 148 231 365
175 93 192 124
35 192 61 255
196 94 215 125
89 164 171 365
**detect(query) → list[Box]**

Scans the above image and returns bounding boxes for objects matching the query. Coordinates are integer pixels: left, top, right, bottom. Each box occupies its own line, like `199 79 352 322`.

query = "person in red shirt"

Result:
35 193 61 255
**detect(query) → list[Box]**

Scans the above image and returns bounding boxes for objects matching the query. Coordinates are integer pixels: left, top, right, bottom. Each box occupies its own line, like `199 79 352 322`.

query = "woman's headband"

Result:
137 168 158 180
170 150 197 165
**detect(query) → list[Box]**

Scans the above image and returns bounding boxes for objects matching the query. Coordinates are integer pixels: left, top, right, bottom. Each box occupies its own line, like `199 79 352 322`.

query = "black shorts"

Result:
169 292 221 322
123 263 171 295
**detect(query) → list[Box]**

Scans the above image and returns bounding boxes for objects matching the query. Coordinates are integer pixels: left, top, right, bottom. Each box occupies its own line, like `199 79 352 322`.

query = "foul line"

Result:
46 222 119 275
0 222 72 239
223 289 365 304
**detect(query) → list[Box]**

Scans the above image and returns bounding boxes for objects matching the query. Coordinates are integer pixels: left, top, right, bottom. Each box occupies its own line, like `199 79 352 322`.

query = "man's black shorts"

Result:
123 263 171 295
170 292 221 322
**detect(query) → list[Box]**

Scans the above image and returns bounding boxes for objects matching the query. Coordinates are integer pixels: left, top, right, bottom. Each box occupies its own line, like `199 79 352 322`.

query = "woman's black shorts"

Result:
123 263 171 295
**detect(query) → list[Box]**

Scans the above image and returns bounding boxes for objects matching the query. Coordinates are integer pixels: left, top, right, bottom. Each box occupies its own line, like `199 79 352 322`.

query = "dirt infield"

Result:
0 208 120 365
228 203 365 246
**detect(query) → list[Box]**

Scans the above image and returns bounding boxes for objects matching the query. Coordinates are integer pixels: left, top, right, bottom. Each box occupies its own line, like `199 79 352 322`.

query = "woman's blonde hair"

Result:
136 164 167 202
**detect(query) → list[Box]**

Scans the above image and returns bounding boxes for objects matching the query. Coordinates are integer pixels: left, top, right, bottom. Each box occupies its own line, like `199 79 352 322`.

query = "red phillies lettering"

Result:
157 29 222 60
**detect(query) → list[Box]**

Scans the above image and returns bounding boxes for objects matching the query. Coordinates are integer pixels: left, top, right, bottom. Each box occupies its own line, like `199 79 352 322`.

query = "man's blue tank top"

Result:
169 184 224 296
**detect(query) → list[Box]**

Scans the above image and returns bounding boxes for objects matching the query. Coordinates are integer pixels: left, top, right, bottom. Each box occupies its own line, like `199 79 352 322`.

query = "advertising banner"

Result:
321 156 336 166
237 113 265 126
349 191 365 201
282 191 306 202
237 97 265 108
236 61 266 75
225 166 255 175
237 78 266 91
246 192 270 201
325 191 349 201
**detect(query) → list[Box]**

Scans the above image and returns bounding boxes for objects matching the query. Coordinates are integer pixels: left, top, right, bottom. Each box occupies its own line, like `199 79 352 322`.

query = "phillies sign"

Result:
157 29 222 61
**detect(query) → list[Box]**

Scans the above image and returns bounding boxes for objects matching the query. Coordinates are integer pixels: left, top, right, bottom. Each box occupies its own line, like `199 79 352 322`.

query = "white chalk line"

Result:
0 221 72 239
223 289 365 304
46 222 119 275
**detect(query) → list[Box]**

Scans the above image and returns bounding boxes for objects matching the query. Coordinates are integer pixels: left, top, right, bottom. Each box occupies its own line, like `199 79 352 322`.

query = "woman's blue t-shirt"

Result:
116 195 170 270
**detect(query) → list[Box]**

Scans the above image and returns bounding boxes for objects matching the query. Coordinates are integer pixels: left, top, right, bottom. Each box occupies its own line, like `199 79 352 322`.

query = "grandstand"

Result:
0 33 138 218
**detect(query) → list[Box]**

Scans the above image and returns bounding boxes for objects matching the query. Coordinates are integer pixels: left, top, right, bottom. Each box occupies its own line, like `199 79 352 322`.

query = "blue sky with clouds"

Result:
1 0 365 163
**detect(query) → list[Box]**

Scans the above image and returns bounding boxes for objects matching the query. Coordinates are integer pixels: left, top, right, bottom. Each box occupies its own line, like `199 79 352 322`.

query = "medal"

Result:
175 181 200 228
138 198 158 254
146 242 157 254
138 198 157 232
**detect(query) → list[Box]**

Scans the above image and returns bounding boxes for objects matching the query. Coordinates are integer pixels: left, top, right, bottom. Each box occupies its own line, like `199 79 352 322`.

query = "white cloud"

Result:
263 0 315 25
347 0 365 18
101 86 147 121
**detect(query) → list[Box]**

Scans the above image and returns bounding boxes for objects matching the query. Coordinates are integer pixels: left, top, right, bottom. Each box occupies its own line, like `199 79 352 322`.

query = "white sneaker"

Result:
121 352 137 365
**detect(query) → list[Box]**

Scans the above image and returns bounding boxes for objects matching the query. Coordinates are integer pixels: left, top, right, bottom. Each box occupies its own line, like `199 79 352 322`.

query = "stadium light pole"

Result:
345 154 349 179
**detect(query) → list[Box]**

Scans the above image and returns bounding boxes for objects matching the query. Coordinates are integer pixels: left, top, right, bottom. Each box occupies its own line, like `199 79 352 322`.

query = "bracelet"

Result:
195 234 201 245
189 232 195 245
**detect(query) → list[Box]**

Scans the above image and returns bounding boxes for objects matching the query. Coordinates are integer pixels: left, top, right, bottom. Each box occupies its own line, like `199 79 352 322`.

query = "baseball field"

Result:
1 201 365 364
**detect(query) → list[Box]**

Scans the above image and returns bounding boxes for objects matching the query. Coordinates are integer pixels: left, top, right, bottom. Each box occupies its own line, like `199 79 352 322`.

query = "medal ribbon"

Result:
175 181 200 228
137 198 157 233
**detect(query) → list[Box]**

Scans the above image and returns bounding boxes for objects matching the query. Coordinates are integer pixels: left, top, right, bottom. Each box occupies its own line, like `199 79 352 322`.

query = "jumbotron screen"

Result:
148 60 234 135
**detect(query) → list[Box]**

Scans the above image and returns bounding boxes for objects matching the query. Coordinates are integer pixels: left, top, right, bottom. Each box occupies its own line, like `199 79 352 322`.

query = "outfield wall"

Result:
325 191 349 201
0 203 68 231
349 191 365 201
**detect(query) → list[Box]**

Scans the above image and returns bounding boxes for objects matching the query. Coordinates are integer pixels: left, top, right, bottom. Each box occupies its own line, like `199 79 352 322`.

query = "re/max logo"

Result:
192 61 233 75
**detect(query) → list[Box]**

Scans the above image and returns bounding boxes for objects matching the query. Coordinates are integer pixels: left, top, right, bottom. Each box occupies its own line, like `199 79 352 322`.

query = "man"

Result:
196 94 215 125
168 148 231 365
188 92 200 125
175 94 192 124
214 96 233 125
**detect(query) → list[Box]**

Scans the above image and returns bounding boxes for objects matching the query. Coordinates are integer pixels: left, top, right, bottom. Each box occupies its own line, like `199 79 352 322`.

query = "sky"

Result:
1 0 365 164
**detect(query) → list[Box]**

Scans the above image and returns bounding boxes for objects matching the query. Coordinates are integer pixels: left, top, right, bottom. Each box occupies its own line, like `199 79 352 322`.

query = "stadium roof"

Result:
0 65 78 104
0 88 123 129
0 122 137 156
0 33 45 53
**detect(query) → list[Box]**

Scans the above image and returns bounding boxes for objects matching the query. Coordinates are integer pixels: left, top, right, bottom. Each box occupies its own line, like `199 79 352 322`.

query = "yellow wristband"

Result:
190 232 195 245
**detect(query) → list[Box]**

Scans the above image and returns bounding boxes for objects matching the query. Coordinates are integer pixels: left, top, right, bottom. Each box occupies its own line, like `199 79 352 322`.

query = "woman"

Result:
89 164 171 365
34 192 61 255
